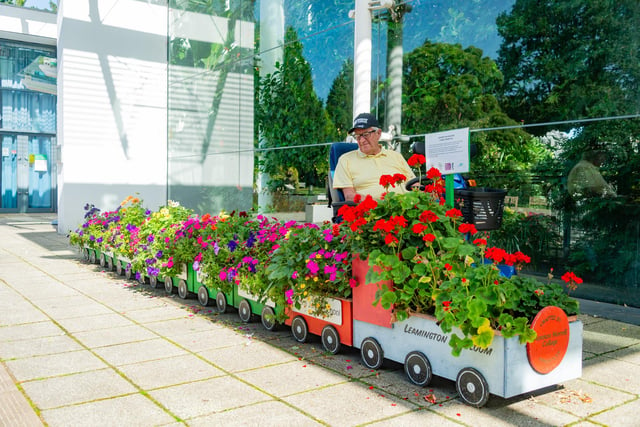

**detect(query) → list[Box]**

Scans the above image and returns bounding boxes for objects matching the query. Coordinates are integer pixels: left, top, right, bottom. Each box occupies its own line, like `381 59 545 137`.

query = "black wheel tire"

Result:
99 253 106 267
197 286 210 307
106 257 113 271
456 367 490 408
321 325 341 354
116 262 123 276
238 299 252 323
291 316 308 343
404 351 432 387
216 291 227 313
178 279 188 299
82 248 90 261
261 306 278 331
149 275 158 289
164 277 174 295
89 250 97 264
360 337 384 370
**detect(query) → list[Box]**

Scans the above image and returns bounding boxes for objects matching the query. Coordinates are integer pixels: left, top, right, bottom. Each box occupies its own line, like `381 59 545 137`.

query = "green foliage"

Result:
338 171 580 356
266 222 353 319
257 27 333 191
325 59 354 137
401 41 552 189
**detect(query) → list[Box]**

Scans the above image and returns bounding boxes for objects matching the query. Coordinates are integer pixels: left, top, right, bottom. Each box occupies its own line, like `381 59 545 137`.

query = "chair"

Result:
326 142 359 222
504 196 519 208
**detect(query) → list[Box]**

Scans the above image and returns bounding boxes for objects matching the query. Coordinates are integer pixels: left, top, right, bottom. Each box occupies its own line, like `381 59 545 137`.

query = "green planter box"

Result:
234 285 283 331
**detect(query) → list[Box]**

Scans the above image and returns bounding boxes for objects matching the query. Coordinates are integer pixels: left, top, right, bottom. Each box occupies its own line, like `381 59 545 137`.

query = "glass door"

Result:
0 133 54 212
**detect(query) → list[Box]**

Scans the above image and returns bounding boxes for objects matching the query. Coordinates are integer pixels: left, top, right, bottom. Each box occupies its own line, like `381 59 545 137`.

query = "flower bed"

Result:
68 177 584 406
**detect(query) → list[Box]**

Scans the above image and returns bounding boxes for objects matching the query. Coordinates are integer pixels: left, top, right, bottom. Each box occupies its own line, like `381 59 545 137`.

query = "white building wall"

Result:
0 4 57 45
57 0 168 234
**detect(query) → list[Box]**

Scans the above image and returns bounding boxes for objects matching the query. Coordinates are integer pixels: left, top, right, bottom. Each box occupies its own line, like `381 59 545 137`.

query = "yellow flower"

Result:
313 277 318 282
300 283 305 289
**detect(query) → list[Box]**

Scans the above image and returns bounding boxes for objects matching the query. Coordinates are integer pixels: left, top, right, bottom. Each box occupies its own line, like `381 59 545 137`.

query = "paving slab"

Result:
187 400 324 426
148 375 273 420
40 393 176 427
21 368 137 409
5 350 108 382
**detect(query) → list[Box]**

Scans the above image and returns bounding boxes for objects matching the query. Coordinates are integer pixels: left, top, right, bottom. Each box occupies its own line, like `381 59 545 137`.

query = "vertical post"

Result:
257 0 285 212
445 175 454 207
385 16 403 136
353 0 372 118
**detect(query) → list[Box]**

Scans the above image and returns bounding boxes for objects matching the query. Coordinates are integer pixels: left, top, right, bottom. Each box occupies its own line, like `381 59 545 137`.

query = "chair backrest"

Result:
327 142 358 206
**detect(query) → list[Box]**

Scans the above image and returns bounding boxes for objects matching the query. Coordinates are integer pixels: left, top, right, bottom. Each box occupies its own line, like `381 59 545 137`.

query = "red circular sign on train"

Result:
526 306 570 374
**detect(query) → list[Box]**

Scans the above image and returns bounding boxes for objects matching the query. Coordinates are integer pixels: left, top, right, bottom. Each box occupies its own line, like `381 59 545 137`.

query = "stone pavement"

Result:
0 214 639 427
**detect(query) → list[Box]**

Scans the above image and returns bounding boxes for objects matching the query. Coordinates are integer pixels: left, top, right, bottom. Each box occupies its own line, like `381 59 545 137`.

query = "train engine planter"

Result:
351 258 583 407
285 296 353 354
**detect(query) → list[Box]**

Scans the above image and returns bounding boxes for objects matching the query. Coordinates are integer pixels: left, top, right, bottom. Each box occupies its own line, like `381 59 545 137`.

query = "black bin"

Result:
454 187 507 231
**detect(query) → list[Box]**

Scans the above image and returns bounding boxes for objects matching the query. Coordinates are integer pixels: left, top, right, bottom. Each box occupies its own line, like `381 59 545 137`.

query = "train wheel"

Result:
115 262 123 276
124 266 132 280
291 316 308 343
215 291 227 313
164 277 174 295
89 250 96 264
106 257 114 271
360 337 384 370
82 248 90 261
138 272 146 285
404 351 432 387
177 279 188 299
197 286 210 307
261 306 278 331
238 299 253 323
456 367 490 408
149 275 158 289
321 325 341 354
99 253 106 267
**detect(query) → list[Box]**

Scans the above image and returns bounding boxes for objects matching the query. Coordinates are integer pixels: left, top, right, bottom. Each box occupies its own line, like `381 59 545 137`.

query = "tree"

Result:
257 27 332 191
325 59 353 138
496 0 640 287
402 41 550 190
497 0 640 130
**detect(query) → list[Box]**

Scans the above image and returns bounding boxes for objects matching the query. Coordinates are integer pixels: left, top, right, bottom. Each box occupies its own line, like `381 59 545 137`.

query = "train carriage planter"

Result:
233 286 283 330
351 258 583 407
284 296 353 354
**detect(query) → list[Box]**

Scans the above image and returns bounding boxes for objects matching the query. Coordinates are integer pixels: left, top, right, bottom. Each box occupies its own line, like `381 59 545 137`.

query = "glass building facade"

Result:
171 1 637 308
0 39 57 211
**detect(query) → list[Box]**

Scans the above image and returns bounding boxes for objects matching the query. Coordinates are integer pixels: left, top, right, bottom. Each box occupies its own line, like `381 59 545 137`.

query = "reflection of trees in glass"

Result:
325 59 353 138
257 27 332 191
402 41 550 190
496 0 640 288
402 0 515 58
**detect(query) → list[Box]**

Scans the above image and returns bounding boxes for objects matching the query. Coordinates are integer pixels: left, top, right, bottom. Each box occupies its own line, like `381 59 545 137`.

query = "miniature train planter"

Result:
82 249 582 407
350 257 583 407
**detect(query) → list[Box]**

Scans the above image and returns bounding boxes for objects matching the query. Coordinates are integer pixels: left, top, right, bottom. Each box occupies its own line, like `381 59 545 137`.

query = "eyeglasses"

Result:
352 130 377 140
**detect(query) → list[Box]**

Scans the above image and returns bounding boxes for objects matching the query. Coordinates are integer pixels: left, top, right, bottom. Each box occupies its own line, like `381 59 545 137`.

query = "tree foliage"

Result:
325 58 353 138
496 0 640 287
257 27 333 191
402 41 551 189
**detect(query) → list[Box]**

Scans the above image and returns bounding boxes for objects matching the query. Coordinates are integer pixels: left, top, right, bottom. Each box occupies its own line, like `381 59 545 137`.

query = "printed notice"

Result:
425 128 470 174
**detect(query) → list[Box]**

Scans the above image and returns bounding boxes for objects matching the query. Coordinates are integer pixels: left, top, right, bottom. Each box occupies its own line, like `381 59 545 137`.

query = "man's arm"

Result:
340 187 358 202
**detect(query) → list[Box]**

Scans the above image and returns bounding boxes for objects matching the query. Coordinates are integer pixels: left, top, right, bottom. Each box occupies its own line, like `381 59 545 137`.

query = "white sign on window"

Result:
425 128 470 174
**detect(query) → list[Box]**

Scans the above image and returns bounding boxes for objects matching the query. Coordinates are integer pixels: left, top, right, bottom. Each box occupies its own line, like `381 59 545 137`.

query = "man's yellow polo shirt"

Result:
332 148 416 200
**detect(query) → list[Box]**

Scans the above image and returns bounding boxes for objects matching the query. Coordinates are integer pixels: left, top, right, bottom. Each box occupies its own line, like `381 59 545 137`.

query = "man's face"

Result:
353 128 381 155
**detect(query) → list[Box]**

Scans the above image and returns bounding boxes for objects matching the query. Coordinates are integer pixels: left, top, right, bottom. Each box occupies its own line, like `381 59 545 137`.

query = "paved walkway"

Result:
0 214 639 426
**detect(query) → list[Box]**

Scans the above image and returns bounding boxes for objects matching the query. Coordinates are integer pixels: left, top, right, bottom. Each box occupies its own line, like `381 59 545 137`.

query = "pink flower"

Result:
292 271 298 280
306 260 319 275
285 289 294 304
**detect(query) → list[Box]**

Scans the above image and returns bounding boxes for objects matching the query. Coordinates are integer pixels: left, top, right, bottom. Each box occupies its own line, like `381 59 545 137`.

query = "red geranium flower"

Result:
408 154 426 167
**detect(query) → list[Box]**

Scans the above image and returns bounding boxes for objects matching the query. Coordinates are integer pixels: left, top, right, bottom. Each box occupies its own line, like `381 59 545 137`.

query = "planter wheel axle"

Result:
360 337 384 370
321 325 341 354
261 306 278 331
197 286 210 307
456 367 490 407
291 316 308 343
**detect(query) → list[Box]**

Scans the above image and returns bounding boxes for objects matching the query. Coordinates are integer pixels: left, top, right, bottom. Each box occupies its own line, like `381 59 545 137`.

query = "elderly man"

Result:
332 113 416 201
